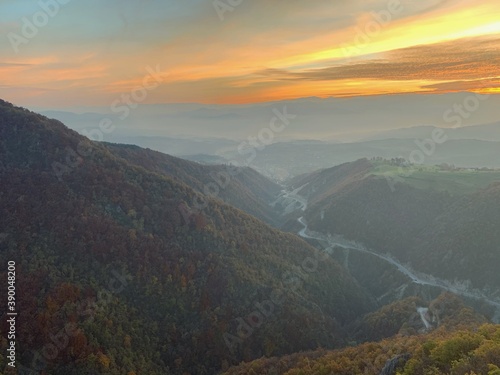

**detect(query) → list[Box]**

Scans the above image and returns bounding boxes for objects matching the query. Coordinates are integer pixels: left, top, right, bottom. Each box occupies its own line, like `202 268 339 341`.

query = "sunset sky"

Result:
1 0 499 109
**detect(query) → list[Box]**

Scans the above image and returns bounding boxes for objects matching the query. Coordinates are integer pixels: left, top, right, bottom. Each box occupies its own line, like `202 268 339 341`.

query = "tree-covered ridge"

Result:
224 294 497 375
292 158 500 288
104 142 283 226
286 158 373 206
225 324 500 375
0 100 373 374
351 293 488 344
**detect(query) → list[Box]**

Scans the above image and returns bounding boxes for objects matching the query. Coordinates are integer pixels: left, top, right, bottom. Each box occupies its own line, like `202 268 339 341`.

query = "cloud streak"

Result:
256 36 500 82
0 0 498 107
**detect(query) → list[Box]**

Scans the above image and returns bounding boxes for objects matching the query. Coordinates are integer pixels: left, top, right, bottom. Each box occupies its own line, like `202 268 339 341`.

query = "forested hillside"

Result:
0 100 373 374
1 100 499 374
104 143 282 226
224 294 497 375
412 182 500 288
292 159 500 289
224 324 500 375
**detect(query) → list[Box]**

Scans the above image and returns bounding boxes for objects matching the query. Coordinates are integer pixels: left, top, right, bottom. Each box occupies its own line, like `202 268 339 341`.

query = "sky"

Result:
0 0 499 109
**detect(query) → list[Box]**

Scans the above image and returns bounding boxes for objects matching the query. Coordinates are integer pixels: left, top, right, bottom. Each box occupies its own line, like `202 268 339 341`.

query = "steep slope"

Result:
290 159 500 290
104 143 282 226
305 174 454 259
224 324 500 375
0 100 373 375
223 294 494 375
223 137 500 178
287 158 372 207
412 182 500 288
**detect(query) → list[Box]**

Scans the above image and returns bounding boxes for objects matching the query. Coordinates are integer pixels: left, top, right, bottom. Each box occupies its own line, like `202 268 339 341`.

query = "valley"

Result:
1 100 500 374
296 216 500 318
3 1 500 373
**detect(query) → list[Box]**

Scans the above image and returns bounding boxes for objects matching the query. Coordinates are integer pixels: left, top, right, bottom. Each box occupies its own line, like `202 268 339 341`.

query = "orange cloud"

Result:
1 0 499 107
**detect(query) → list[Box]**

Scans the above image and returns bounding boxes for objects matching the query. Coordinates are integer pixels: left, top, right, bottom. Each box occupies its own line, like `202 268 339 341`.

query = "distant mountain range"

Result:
222 138 500 180
364 122 500 142
40 91 499 145
40 94 499 180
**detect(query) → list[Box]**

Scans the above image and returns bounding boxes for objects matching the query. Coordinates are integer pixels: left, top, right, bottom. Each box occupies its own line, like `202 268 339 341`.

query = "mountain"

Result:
286 158 373 206
221 138 500 179
224 294 497 375
287 159 500 291
181 153 229 165
412 182 500 288
40 93 500 144
39 95 500 180
365 122 500 142
102 143 283 226
0 100 374 375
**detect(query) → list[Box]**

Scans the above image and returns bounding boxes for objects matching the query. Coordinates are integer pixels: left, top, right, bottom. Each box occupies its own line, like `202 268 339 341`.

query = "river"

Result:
296 215 500 317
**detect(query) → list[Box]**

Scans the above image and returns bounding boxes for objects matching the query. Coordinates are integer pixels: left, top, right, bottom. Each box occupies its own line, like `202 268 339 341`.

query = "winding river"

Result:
297 216 500 313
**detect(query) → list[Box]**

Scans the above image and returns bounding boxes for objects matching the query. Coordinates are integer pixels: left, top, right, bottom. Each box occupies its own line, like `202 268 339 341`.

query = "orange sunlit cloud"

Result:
0 0 499 107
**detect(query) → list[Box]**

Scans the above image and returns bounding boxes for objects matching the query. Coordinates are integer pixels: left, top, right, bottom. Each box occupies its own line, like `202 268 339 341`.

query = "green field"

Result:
372 163 500 194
